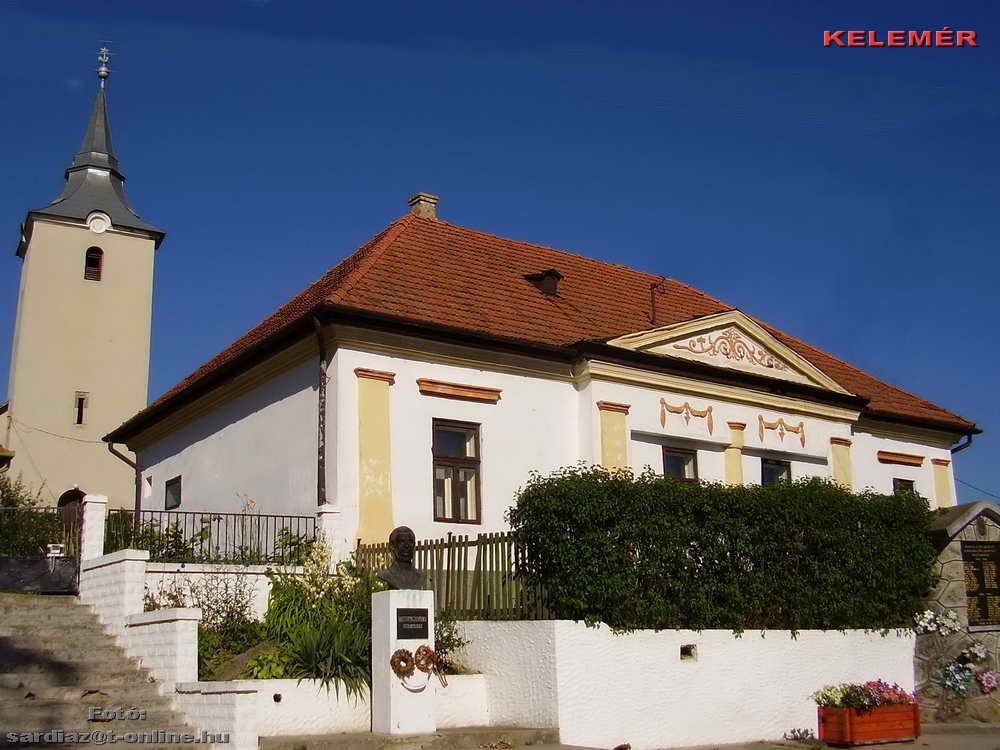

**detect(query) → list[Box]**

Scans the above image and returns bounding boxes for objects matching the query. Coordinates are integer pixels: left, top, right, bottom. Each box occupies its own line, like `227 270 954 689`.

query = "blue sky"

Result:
0 1 996 502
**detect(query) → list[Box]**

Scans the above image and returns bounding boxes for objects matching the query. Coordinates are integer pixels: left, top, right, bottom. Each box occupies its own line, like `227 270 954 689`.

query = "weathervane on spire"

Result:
97 46 111 88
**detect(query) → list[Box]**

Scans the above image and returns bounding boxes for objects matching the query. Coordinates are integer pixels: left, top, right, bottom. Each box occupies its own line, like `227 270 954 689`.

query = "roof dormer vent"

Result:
524 268 564 296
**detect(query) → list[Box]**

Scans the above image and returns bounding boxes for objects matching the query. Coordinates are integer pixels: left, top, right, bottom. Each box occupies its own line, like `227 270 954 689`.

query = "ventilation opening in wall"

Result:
680 644 698 661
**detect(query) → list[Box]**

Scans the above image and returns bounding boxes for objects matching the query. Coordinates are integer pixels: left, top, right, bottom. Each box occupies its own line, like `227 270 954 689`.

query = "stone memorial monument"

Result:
372 526 437 735
917 501 1000 722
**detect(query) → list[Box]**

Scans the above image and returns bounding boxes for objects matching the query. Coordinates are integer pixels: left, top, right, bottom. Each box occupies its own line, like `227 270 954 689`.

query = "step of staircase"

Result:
0 593 194 746
260 727 561 750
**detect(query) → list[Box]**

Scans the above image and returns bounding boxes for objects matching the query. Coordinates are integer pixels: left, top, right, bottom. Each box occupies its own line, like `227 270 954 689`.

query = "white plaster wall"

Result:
435 675 490 728
79 549 149 635
553 623 914 749
172 676 489 748
459 620 914 750
853 431 954 508
145 563 297 621
334 346 579 543
121 608 201 687
174 683 256 750
136 359 318 517
242 680 369 736
593 379 843 483
458 620 558 728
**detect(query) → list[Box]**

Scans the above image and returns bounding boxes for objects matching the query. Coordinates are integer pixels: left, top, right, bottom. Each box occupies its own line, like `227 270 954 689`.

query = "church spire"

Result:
67 50 120 178
17 47 164 255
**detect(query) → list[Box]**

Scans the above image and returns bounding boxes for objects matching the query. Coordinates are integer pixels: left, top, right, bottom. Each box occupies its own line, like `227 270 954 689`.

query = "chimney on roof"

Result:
408 192 439 219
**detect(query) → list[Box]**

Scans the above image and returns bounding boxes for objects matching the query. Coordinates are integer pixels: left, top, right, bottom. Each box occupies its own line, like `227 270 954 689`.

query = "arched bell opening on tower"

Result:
84 247 103 281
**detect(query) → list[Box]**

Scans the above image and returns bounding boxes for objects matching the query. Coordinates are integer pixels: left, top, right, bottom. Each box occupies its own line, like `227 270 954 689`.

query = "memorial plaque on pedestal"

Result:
962 541 1000 628
396 607 429 639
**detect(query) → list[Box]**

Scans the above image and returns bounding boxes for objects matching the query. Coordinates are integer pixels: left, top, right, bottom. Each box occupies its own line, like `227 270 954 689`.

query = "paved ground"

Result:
529 725 1000 750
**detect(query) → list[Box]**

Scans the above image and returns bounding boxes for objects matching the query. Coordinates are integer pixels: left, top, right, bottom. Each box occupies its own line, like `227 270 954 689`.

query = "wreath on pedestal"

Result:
390 645 447 689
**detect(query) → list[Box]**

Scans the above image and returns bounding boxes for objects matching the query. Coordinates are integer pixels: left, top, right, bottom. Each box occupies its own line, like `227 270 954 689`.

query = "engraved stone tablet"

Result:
962 541 1000 628
396 607 429 640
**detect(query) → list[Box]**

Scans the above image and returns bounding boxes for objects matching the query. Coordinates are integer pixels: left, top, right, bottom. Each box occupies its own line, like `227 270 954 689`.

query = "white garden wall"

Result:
174 675 489 750
459 620 915 750
458 621 559 729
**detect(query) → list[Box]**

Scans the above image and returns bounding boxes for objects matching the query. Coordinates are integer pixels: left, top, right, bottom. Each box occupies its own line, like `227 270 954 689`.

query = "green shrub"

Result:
285 616 370 699
434 610 469 673
508 466 938 634
0 473 45 508
242 647 293 679
261 537 387 690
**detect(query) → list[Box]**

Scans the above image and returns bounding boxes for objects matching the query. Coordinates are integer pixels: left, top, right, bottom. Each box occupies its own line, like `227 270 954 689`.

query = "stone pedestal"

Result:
372 589 436 735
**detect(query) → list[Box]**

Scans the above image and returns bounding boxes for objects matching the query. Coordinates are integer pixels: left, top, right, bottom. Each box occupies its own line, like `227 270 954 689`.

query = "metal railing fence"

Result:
104 509 316 564
0 506 80 557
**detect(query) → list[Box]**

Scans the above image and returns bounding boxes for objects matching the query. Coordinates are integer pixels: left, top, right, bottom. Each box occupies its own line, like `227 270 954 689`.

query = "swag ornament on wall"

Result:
758 414 806 448
659 398 714 434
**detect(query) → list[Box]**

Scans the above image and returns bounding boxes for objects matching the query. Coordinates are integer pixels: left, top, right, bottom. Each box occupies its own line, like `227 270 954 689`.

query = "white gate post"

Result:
80 494 109 560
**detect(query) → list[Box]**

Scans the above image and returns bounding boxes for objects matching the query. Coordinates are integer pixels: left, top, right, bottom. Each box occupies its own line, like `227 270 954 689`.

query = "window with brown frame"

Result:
892 478 916 495
663 447 698 481
84 247 103 281
432 419 481 523
761 458 791 486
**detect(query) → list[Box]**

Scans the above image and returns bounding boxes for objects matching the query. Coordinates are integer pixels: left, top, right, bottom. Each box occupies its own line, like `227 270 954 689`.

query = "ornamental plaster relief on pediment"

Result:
607 311 851 394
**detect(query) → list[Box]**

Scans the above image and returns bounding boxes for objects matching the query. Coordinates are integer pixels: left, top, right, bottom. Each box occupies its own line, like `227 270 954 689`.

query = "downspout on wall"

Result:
107 442 141 528
312 316 335 506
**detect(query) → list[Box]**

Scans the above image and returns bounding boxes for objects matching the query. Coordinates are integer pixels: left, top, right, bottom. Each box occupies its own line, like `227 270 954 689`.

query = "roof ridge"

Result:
431 216 664 278
754 317 973 425
329 214 415 303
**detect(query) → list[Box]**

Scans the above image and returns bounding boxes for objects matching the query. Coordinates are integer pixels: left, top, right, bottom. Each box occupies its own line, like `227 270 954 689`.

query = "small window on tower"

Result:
73 392 88 426
84 247 103 281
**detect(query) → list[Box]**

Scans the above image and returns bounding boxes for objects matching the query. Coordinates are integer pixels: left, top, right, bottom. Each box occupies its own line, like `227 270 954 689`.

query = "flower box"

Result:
818 704 921 747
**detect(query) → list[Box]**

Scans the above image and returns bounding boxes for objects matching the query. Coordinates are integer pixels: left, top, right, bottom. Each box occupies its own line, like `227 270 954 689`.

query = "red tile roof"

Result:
109 214 977 440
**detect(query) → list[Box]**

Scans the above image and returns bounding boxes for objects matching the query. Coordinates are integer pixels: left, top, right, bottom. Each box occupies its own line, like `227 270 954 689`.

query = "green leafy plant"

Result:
143 579 187 611
285 616 371 699
508 466 938 633
0 473 45 508
242 647 293 679
434 610 469 673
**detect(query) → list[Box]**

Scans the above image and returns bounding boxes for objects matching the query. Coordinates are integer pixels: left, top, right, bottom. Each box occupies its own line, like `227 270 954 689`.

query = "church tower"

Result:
3 49 164 507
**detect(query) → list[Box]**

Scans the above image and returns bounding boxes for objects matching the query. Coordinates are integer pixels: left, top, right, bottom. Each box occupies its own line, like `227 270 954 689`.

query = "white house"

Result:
104 193 979 551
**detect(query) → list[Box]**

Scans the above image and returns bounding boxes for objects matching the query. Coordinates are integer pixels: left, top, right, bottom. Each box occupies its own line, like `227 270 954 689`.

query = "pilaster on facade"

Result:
931 458 956 508
724 421 746 485
596 401 630 470
355 368 395 543
829 437 853 490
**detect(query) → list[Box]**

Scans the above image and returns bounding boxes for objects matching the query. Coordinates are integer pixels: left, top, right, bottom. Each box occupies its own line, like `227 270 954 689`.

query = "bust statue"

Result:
377 526 428 590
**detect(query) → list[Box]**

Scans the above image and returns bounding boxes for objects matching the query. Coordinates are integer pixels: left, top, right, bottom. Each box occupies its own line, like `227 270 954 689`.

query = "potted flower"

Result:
812 680 920 747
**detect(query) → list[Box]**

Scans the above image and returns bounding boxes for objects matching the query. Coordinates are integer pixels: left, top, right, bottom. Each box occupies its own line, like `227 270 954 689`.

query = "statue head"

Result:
388 525 416 567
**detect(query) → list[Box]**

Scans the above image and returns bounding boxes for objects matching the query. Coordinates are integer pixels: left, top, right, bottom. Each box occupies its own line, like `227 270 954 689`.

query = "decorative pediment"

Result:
608 311 850 394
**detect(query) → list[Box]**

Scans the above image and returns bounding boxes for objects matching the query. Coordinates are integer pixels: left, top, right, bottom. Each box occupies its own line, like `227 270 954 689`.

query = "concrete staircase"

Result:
0 593 196 747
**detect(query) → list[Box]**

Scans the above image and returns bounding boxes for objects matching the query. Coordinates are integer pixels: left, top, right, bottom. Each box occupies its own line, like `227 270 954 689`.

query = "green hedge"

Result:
508 467 938 633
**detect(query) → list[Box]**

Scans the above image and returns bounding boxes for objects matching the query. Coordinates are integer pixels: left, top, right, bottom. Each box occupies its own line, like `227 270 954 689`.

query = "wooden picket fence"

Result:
355 531 550 620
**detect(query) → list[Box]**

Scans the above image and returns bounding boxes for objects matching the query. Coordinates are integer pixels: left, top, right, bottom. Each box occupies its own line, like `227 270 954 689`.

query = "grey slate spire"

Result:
67 86 121 177
17 49 164 256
